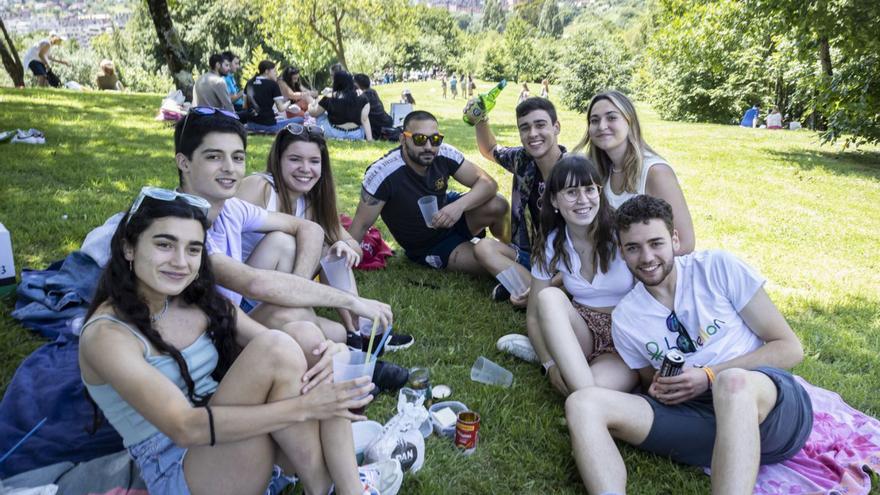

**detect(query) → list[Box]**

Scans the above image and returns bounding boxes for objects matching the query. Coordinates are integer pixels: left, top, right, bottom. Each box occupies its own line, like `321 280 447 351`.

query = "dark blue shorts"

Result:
637 366 812 467
28 60 48 76
512 243 531 270
405 192 486 269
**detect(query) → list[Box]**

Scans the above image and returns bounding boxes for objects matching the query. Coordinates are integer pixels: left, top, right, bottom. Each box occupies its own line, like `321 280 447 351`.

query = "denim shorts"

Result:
129 432 294 494
129 432 191 495
512 243 531 270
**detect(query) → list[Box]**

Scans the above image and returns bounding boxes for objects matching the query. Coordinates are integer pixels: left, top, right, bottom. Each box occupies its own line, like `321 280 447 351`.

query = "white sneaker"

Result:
11 129 45 144
496 333 539 364
359 458 403 495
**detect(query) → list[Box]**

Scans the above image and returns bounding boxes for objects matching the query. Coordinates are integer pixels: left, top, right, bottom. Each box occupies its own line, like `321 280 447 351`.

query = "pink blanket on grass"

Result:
753 377 880 494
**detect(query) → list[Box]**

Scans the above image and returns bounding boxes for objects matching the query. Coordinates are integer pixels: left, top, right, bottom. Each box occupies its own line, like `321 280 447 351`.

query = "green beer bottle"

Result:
463 79 507 126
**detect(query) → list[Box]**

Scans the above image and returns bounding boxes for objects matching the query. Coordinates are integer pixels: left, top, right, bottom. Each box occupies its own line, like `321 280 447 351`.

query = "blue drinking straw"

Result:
0 417 47 464
371 326 394 362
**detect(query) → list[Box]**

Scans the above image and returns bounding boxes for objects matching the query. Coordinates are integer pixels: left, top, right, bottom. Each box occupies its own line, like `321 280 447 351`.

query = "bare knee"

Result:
712 368 753 404
486 195 509 218
262 231 297 261
251 329 308 377
565 387 607 424
474 237 500 262
536 286 567 315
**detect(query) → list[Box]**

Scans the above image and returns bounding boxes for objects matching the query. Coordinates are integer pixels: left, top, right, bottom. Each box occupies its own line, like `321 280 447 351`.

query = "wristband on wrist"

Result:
204 404 216 446
703 366 716 389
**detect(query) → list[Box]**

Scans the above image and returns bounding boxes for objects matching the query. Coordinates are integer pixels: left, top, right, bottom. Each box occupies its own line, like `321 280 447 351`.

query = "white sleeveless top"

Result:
604 152 667 209
240 173 307 262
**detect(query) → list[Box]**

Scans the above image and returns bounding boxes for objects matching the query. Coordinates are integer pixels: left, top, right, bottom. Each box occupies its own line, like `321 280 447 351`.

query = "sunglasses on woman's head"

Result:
402 131 444 147
126 187 211 226
666 310 697 354
285 123 324 139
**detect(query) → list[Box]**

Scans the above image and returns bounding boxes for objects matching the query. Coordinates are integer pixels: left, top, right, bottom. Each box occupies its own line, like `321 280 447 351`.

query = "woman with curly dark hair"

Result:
78 188 402 495
529 155 638 397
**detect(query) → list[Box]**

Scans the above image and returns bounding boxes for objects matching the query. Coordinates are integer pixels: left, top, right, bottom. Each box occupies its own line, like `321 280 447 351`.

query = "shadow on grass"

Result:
764 147 880 181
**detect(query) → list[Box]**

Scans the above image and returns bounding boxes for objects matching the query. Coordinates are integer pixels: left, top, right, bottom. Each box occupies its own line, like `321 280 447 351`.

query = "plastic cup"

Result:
470 356 513 388
320 253 352 292
495 265 527 298
333 351 376 414
417 196 438 228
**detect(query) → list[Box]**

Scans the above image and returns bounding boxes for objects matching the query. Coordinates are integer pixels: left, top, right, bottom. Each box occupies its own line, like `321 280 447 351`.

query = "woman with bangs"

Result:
78 189 403 495
573 90 695 254
236 125 414 350
530 155 638 396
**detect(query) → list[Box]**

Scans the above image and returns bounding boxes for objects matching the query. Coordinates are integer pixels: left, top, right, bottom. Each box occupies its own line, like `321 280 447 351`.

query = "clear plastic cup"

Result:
333 350 376 414
495 265 527 297
417 196 438 228
470 356 514 388
320 253 352 292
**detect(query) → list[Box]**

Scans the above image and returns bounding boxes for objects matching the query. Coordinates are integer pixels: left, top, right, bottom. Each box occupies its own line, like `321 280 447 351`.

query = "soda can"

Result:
659 350 685 377
454 411 481 455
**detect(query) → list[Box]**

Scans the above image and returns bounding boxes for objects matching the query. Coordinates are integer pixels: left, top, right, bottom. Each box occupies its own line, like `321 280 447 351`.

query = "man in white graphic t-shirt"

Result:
564 195 812 495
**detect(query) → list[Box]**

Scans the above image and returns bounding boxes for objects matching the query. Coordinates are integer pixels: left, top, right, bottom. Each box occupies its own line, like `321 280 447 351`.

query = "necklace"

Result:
150 298 170 323
611 167 624 174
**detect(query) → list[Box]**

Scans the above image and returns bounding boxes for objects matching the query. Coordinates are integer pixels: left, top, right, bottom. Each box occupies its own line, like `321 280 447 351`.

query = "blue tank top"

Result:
81 314 219 447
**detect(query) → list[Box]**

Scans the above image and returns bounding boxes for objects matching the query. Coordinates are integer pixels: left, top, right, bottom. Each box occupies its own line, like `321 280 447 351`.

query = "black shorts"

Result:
404 192 485 269
637 367 812 467
28 60 48 76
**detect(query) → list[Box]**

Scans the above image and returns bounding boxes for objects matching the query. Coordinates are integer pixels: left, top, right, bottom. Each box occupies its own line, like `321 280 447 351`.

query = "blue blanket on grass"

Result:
0 333 123 478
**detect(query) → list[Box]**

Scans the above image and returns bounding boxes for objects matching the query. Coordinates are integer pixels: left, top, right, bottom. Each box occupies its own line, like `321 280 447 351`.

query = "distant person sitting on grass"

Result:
354 73 393 141
22 34 68 87
308 71 372 141
278 66 315 119
400 89 416 106
221 51 244 111
78 190 403 495
740 104 761 128
530 156 638 396
236 123 414 351
766 108 783 129
572 90 695 255
96 60 124 91
348 110 508 273
565 195 812 495
193 53 234 111
244 60 303 134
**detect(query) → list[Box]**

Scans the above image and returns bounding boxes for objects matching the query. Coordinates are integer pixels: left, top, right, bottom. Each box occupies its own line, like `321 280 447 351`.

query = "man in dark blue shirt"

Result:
348 111 508 272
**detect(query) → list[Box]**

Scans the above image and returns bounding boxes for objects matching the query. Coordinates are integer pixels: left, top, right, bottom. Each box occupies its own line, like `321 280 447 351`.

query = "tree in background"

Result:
538 0 563 38
145 0 193 96
559 22 631 113
0 15 24 87
259 0 408 72
482 0 507 32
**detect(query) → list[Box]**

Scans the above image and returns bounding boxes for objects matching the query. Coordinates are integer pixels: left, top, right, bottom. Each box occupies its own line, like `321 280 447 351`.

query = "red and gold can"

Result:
454 411 481 454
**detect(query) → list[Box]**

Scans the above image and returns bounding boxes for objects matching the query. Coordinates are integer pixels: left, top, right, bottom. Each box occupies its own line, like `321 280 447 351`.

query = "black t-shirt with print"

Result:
362 144 465 253
246 76 282 125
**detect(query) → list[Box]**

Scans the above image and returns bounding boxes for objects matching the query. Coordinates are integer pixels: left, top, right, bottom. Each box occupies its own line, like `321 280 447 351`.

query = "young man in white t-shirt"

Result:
564 195 812 494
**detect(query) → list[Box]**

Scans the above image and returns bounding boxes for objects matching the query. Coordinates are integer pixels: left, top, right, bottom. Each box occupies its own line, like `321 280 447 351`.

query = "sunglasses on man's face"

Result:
126 187 211 226
285 123 324 139
403 131 444 147
666 310 697 354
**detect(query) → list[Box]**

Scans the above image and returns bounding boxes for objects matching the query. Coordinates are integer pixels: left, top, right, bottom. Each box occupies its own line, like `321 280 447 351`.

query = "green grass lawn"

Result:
1 81 879 494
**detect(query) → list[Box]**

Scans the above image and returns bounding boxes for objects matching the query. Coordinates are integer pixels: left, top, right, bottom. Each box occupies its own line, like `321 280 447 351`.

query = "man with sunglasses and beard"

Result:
349 111 508 273
563 194 812 495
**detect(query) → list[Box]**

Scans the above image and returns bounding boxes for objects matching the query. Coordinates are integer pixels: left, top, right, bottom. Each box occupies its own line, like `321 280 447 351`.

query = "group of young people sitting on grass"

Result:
194 54 395 142
79 89 817 495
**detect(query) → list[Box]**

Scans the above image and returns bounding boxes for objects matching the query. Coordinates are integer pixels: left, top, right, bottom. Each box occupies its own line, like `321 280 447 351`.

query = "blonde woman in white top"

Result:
573 90 695 254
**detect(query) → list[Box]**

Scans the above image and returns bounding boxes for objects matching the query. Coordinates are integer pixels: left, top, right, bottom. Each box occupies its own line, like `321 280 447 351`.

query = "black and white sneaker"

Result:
491 283 511 302
346 332 363 351
384 333 415 352
372 360 410 393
